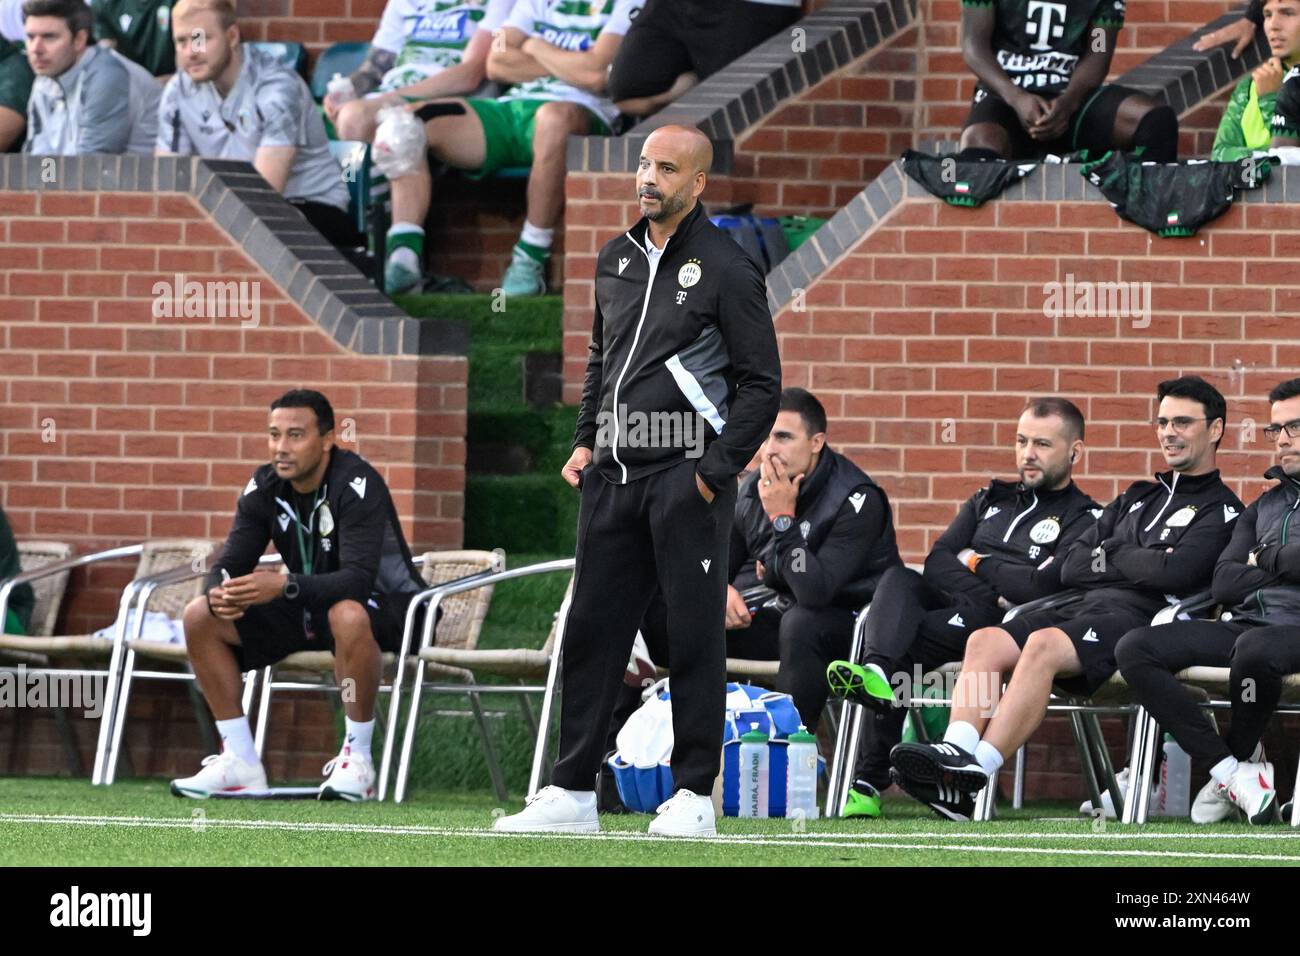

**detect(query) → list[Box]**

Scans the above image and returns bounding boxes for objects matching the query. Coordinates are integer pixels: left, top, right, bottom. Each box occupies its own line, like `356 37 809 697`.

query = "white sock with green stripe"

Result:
386 222 424 272
516 220 554 263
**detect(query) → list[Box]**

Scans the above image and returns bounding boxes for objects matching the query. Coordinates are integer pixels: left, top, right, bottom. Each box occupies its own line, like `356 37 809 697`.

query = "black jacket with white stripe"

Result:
1059 469 1244 615
573 201 782 493
208 447 424 609
925 478 1100 610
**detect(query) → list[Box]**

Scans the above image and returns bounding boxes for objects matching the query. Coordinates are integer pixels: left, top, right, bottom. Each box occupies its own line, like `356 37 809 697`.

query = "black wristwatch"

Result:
772 514 794 533
283 573 300 600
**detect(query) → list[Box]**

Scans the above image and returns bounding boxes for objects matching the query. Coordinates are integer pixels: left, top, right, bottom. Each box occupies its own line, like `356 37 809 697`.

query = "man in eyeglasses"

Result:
891 376 1244 812
1116 377 1300 826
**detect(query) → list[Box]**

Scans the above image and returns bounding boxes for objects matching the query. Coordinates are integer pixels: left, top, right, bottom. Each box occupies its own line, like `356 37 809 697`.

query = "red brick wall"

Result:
0 189 467 635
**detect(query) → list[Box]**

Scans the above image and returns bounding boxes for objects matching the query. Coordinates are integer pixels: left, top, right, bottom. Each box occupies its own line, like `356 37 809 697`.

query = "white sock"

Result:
344 717 375 760
565 789 597 808
975 740 1004 776
519 219 554 250
1249 741 1266 762
388 221 424 238
943 720 980 754
1210 755 1238 786
216 716 258 765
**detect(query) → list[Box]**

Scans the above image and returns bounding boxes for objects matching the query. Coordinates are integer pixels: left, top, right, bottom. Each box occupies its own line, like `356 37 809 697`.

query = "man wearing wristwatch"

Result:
825 396 1100 819
170 389 426 801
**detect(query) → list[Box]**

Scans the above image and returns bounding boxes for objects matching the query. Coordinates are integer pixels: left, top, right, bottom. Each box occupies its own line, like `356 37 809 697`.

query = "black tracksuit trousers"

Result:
551 458 737 795
1116 619 1300 765
851 565 1003 790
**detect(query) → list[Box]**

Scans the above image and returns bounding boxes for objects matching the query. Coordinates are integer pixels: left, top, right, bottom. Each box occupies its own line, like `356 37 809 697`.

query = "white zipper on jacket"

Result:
1001 491 1038 543
1142 472 1179 532
609 230 668 483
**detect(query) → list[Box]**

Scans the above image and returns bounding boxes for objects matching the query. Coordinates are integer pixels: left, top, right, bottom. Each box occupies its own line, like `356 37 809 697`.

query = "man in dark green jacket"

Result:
0 505 34 634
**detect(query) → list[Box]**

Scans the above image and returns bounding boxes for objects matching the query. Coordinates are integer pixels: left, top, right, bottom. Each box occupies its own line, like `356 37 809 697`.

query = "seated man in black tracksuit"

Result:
892 376 1244 817
825 396 1099 819
1117 377 1300 826
634 387 900 734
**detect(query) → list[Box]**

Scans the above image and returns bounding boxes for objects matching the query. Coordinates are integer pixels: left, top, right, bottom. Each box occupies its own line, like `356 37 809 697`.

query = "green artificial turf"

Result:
2 779 1297 867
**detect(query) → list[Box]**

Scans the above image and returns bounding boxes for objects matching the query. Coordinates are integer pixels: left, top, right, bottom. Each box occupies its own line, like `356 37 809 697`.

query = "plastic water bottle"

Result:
1157 734 1191 818
327 72 357 105
785 724 819 820
738 722 769 818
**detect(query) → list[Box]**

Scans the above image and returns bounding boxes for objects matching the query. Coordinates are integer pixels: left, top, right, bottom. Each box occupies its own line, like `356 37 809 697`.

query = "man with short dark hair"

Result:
170 389 426 801
22 0 159 154
826 397 1099 819
1117 377 1300 826
636 387 901 735
892 377 1244 815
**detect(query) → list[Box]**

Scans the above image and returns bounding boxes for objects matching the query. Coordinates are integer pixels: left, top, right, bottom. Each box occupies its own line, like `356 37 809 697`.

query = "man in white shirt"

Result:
380 0 642 297
327 0 514 143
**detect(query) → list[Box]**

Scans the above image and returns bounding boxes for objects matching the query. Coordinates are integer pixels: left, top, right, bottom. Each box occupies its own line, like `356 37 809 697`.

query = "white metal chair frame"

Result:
394 557 576 804
1122 590 1300 827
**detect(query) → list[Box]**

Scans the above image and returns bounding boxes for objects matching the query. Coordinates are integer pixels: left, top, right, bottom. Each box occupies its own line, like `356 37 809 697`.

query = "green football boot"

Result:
842 783 882 819
826 660 897 712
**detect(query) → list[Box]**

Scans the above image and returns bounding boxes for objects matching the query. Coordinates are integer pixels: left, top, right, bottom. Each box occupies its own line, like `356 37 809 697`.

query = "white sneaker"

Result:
170 750 267 798
1191 775 1237 824
1225 761 1277 825
1079 767 1143 819
648 789 716 837
319 744 376 802
493 786 599 833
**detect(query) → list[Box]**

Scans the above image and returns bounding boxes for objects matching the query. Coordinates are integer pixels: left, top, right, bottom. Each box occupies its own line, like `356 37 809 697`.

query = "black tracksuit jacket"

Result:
209 448 424 608
924 478 1101 609
573 201 782 494
1212 466 1300 627
1059 469 1244 615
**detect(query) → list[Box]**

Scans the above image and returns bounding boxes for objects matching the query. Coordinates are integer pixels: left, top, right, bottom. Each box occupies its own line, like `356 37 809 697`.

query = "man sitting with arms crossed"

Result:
171 389 427 801
22 0 159 154
1116 378 1300 825
157 0 355 246
892 377 1244 812
380 0 641 296
956 0 1177 163
327 0 514 143
826 397 1099 820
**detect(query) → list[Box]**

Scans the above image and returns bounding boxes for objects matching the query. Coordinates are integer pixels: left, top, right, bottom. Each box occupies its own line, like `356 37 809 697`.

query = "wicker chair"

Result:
13 541 74 637
0 538 215 783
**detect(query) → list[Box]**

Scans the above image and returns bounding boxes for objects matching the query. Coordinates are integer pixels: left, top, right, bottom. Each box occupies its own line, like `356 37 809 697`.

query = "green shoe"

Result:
842 784 882 819
827 660 896 711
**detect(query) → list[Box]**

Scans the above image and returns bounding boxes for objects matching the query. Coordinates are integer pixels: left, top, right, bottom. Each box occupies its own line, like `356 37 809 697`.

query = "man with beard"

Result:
825 397 1099 819
1117 378 1300 825
494 124 781 837
156 0 353 245
892 377 1244 818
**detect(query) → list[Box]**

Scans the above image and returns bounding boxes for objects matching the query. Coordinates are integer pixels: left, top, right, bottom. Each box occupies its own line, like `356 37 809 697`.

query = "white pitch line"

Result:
2 813 1300 861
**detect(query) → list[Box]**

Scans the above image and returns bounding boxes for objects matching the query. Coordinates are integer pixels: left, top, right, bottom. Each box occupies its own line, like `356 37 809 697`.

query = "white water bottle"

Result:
1157 734 1191 818
785 724 819 820
738 722 769 818
327 72 357 105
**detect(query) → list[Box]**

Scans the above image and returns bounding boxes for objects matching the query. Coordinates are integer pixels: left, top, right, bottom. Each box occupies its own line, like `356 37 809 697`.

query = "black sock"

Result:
1131 105 1178 162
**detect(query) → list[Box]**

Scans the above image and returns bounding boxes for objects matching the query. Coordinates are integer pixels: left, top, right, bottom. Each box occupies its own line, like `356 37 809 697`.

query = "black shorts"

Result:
607 0 801 101
231 593 420 671
964 83 1144 159
1002 605 1155 697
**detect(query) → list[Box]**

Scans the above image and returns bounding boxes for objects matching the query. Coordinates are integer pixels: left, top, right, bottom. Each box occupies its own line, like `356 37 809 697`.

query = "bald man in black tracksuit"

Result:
495 125 781 836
